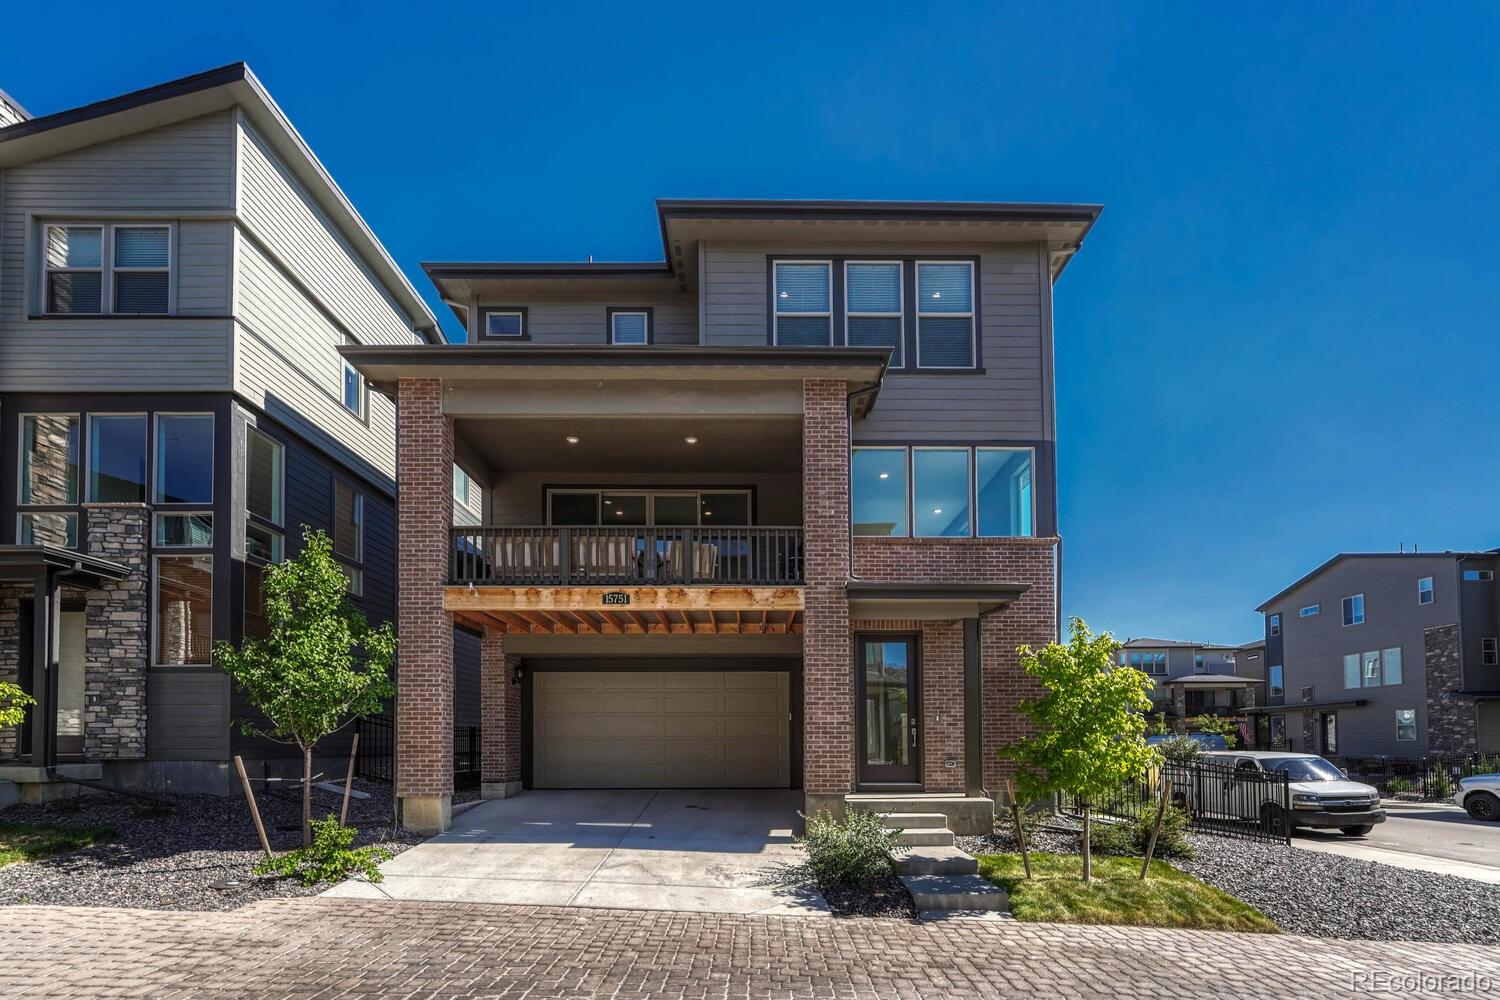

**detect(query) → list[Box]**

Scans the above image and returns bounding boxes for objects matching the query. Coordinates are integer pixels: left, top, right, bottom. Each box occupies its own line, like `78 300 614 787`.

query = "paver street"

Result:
4 897 1500 999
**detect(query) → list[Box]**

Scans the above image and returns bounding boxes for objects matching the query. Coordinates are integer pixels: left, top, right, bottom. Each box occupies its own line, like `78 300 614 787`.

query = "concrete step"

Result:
844 794 996 836
894 828 955 847
877 812 950 830
899 847 978 876
900 873 1008 912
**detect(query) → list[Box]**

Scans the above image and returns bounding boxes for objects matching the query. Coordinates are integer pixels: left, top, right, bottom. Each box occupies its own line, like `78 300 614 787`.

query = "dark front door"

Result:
1321 712 1338 755
856 635 920 784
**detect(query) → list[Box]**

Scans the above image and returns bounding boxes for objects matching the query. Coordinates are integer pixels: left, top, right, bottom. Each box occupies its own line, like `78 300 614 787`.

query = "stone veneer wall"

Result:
0 585 21 758
82 504 150 759
1425 623 1475 755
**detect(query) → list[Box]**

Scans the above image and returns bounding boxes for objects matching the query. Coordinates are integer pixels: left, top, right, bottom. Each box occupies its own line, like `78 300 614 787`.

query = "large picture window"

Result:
154 555 213 666
87 414 147 502
154 414 214 504
546 489 752 527
845 262 903 366
43 223 170 315
916 262 975 368
773 262 831 346
850 445 1036 538
976 448 1033 537
912 447 971 537
851 448 908 537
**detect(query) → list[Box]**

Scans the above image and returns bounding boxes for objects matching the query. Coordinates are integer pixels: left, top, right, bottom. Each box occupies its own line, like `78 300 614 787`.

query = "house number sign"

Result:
602 591 631 606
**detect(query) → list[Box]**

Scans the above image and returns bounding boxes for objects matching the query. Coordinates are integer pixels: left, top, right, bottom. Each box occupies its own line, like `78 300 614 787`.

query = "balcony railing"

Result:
451 526 804 586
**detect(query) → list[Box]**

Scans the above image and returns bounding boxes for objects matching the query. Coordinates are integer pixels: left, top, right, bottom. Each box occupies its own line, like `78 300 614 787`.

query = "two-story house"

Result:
345 198 1098 833
1250 550 1500 758
1116 637 1260 734
0 65 444 794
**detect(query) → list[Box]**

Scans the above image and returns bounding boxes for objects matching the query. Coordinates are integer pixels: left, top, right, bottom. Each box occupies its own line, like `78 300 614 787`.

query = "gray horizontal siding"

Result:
454 626 482 734
0 112 236 391
148 671 230 760
475 296 697 345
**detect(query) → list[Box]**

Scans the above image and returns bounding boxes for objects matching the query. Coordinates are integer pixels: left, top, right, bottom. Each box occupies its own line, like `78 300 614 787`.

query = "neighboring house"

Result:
1117 637 1259 733
345 197 1098 833
0 65 445 793
1249 550 1500 758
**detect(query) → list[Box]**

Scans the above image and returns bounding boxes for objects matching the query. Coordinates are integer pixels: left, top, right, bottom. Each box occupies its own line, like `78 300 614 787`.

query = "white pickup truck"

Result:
1192 751 1386 837
1455 774 1500 821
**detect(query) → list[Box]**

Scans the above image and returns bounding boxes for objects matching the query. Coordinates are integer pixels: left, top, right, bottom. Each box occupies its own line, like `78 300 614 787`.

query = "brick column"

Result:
981 544 1054 797
801 378 852 816
83 504 149 759
920 620 966 793
480 627 522 798
1425 624 1475 755
395 378 455 834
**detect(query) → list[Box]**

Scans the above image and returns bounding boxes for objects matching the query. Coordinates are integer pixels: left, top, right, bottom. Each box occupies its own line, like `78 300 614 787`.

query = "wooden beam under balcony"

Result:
448 605 805 637
444 585 804 614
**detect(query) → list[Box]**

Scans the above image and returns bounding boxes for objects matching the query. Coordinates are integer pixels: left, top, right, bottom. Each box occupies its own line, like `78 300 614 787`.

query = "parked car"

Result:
1146 733 1228 750
1455 774 1500 821
1195 751 1385 837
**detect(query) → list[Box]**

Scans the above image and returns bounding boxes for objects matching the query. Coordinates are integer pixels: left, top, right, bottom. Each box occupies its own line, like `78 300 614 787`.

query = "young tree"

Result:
0 681 35 730
1003 617 1156 881
1192 712 1239 749
215 529 395 846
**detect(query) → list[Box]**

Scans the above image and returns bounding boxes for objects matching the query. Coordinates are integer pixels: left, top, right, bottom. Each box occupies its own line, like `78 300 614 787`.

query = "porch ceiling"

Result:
455 415 802 474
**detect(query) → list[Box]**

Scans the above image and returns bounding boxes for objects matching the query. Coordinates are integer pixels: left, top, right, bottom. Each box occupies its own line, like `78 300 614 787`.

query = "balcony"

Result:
451 526 805 586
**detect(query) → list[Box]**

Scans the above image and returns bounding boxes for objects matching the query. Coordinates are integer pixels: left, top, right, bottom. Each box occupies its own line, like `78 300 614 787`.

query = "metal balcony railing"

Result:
450 526 805 586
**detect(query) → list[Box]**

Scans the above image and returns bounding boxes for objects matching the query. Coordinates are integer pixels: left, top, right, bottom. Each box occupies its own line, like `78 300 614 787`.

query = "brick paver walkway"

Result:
3 898 1498 998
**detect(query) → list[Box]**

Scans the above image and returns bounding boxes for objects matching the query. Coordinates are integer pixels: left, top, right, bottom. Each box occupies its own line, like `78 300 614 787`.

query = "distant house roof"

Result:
1162 674 1261 687
0 63 441 343
1237 638 1266 651
1118 637 1241 651
1256 550 1500 612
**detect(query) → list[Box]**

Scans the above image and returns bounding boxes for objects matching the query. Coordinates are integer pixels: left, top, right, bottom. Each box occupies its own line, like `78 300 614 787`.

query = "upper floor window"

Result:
852 445 1034 539
87 414 147 502
1484 638 1498 667
1418 576 1434 605
913 447 971 537
154 414 213 505
481 308 526 339
1343 594 1365 626
773 262 831 346
851 448 907 537
916 262 975 368
1344 647 1402 688
845 262 903 366
1269 613 1281 637
245 427 284 564
1123 651 1168 675
1194 654 1205 673
1464 569 1495 582
1269 664 1284 697
341 337 366 419
1299 604 1320 618
608 309 650 345
43 223 170 315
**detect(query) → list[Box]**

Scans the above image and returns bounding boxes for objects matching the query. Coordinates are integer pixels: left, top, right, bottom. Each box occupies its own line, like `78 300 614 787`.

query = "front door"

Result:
1321 712 1338 755
856 636 920 784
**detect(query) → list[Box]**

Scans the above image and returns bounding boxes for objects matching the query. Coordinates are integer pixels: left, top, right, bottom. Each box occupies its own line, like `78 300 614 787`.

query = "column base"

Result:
401 794 452 835
482 780 523 800
803 792 847 820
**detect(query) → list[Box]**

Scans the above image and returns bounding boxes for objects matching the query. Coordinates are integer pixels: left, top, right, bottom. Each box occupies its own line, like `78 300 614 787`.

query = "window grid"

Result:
1418 576 1434 605
43 223 172 315
915 260 976 369
844 261 904 367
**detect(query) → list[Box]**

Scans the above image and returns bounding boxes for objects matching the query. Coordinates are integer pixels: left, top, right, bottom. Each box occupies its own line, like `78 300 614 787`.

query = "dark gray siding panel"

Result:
148 671 231 760
454 626 482 735
1462 572 1499 690
480 297 697 346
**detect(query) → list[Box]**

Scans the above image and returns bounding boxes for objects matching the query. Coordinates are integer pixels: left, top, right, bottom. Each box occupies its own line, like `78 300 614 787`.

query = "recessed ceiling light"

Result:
684 436 698 445
565 435 580 444
932 508 943 514
615 510 624 516
878 472 889 480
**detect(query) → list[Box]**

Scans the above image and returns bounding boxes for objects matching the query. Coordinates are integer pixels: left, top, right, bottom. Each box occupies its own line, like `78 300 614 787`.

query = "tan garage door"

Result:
533 670 789 788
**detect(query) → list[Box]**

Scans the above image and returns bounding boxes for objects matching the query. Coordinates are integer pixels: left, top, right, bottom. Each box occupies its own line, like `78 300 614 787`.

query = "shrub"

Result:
797 808 902 887
1088 804 1195 860
1427 770 1453 800
253 814 392 887
1383 776 1415 795
1155 735 1203 765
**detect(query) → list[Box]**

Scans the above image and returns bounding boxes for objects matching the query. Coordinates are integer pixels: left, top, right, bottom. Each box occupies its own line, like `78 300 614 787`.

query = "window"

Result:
1418 576 1434 605
608 309 650 345
245 428 284 564
43 226 103 314
340 565 364 598
916 261 975 368
1342 594 1365 626
333 481 363 564
1384 647 1404 685
1269 613 1281 637
975 448 1033 537
1347 647 1403 688
852 448 908 536
341 338 366 418
43 223 170 315
912 447 971 537
1343 653 1361 689
154 414 213 504
1485 638 1499 667
1194 654 1205 674
154 555 212 665
845 262 903 366
1125 651 1168 675
453 465 471 506
154 513 213 548
545 489 752 526
773 262 831 346
1299 604 1320 617
87 414 147 502
1270 715 1286 746
1362 650 1382 687
481 309 525 339
1464 569 1495 582
18 413 79 547
1269 664 1284 697
112 227 170 314
1395 709 1417 742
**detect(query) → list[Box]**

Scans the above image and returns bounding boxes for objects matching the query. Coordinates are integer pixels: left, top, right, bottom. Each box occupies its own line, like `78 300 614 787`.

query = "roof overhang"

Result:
846 581 1029 620
0 63 441 343
1161 675 1262 687
1243 699 1370 714
341 344 891 417
0 545 130 589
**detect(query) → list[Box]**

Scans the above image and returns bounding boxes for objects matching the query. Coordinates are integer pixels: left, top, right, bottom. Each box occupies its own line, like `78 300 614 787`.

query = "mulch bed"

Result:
0 779 419 911
820 871 918 919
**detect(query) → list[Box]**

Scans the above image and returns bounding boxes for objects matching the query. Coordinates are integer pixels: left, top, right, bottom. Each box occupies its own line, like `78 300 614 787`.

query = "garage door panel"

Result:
535 670 789 789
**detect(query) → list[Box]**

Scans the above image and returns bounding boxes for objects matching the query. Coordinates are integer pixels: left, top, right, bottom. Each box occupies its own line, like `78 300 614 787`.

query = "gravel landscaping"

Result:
0 780 419 911
959 814 1500 945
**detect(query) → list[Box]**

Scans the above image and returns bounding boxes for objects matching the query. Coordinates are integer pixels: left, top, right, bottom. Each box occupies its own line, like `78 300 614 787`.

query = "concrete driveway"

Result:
1295 801 1500 883
324 788 827 915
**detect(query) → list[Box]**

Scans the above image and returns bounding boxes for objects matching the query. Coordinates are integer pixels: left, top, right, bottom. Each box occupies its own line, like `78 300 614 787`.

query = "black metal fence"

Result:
1341 753 1500 800
354 715 481 790
1059 759 1292 844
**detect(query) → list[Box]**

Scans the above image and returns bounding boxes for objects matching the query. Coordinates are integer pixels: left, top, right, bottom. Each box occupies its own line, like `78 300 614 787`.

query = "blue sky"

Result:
5 3 1496 643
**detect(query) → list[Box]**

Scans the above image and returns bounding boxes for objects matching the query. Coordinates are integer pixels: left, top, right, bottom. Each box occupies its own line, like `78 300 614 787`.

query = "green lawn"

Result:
976 852 1278 933
0 822 114 868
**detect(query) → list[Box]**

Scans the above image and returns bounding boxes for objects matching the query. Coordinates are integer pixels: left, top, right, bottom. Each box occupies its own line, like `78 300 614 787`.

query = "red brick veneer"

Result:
479 628 521 788
850 618 966 792
395 378 455 803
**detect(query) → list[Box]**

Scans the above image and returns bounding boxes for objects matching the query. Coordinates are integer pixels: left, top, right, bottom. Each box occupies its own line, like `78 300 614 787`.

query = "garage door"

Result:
1480 702 1500 755
533 670 789 788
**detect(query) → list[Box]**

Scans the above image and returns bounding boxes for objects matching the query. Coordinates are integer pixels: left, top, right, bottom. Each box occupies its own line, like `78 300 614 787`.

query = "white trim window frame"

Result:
1269 664 1284 698
915 260 976 370
1395 709 1417 742
481 309 525 339
1343 593 1366 626
1418 576 1434 605
1269 613 1281 637
843 260 904 367
110 225 172 315
341 337 367 420
772 260 833 347
42 222 173 316
42 225 105 315
1299 604 1320 617
609 310 650 345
